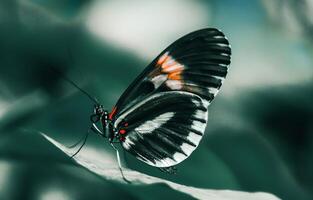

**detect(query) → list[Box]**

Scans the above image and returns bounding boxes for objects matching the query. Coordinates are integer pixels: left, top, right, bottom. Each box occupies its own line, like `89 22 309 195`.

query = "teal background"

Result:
0 0 312 200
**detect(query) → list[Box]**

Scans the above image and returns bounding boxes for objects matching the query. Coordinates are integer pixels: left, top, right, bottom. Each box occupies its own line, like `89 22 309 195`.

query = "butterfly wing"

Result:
114 91 208 167
109 28 231 120
109 28 231 167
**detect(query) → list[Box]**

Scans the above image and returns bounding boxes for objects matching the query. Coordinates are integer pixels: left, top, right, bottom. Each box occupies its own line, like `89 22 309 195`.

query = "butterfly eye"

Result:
90 114 100 123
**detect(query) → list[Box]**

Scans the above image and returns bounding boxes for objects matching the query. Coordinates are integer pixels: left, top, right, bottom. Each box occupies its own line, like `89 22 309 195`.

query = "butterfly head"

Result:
90 104 107 123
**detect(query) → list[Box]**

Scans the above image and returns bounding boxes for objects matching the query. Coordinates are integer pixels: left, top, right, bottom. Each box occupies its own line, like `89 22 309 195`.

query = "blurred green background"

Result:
0 0 312 200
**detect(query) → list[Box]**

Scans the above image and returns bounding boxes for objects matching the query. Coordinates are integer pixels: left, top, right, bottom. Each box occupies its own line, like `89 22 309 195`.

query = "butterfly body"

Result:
88 28 231 169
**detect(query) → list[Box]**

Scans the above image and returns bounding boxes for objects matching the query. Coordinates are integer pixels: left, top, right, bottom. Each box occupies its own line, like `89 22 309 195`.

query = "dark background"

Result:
0 0 312 200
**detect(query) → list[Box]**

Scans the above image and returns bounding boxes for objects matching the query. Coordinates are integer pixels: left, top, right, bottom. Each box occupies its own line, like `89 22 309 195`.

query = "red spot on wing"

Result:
108 107 117 120
119 129 126 134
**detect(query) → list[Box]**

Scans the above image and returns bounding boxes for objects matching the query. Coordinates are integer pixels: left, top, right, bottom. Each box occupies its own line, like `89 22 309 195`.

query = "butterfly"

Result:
67 28 231 181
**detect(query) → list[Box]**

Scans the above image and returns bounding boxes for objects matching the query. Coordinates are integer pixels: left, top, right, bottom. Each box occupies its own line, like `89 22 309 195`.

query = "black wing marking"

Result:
110 28 231 118
114 91 208 167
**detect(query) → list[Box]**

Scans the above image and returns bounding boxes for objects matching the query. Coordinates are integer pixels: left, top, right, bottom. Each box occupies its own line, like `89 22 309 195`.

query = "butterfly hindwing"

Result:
114 91 208 167
112 28 231 116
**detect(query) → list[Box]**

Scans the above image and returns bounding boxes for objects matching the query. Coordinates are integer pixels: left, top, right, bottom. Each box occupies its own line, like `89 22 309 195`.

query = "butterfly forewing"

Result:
112 28 231 116
114 91 208 167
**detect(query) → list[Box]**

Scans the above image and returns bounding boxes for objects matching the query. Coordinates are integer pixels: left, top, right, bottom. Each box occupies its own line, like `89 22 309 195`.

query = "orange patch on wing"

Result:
168 71 182 80
161 60 177 71
162 63 184 73
157 52 185 81
157 52 169 65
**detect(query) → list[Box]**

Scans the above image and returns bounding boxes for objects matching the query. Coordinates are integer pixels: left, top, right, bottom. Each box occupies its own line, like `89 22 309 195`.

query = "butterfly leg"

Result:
158 166 178 174
91 123 105 137
110 143 132 184
70 125 104 158
122 149 129 167
66 133 88 149
68 123 103 150
70 128 91 158
66 124 99 149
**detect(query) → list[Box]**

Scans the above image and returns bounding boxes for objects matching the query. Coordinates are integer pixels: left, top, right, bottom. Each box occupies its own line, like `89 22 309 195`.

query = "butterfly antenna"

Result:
71 128 91 158
110 143 131 184
50 67 100 105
